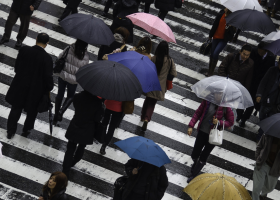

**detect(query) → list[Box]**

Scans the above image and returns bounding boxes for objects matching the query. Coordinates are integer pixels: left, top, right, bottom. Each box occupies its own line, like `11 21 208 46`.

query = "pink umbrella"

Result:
126 13 176 43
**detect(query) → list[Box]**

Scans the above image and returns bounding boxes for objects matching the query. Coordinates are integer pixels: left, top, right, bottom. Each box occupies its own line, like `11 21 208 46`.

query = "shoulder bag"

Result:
200 39 212 55
166 59 174 90
209 107 226 145
53 46 70 73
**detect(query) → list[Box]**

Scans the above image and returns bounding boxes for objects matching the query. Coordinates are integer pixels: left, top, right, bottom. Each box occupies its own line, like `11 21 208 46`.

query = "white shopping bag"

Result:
209 121 224 146
0 142 3 158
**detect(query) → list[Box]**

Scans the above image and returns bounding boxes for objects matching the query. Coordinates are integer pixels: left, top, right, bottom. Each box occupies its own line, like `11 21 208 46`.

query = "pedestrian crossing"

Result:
0 0 279 199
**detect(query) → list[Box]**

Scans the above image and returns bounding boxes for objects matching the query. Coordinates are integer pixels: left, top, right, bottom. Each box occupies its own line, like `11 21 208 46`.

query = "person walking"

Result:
121 158 168 200
5 33 53 139
62 90 104 177
255 63 280 142
141 41 177 131
237 42 275 127
154 0 175 21
97 27 129 60
142 0 155 13
206 8 236 76
266 0 280 18
252 134 280 200
39 171 68 200
130 36 152 60
102 0 118 16
0 0 42 47
187 94 234 183
53 39 89 126
58 0 81 21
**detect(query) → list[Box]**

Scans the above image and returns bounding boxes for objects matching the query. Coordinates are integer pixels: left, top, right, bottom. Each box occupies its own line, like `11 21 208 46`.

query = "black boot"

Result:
100 144 106 155
57 97 73 122
187 160 205 183
53 97 63 126
190 158 198 174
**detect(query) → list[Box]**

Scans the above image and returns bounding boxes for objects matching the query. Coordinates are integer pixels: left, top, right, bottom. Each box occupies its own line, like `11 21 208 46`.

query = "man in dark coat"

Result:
58 0 82 21
5 33 54 139
237 42 276 127
121 159 168 200
0 0 42 47
62 90 104 177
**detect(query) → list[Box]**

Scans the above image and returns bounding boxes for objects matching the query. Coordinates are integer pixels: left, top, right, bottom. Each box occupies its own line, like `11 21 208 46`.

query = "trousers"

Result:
60 6 78 20
210 39 228 60
104 0 113 13
158 10 168 21
3 9 31 42
141 97 158 122
56 77 78 100
252 163 278 200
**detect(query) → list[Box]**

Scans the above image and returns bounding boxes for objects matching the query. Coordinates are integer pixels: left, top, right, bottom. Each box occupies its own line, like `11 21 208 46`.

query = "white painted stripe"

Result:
0 181 38 199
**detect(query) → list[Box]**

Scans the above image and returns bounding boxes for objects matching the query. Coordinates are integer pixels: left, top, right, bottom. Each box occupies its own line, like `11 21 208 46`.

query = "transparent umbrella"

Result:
191 76 253 109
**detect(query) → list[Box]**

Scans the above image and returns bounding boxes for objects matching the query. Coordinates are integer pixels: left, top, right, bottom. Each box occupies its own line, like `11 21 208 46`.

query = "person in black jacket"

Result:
62 90 104 177
154 0 175 21
142 0 156 13
58 0 81 21
0 0 42 47
98 26 129 60
5 33 54 139
237 42 276 128
121 159 168 200
39 171 68 200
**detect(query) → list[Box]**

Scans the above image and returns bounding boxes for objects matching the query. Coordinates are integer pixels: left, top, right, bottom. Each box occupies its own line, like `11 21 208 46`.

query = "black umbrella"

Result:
225 9 276 35
264 39 280 56
76 60 143 101
48 102 53 136
258 113 280 138
60 13 115 46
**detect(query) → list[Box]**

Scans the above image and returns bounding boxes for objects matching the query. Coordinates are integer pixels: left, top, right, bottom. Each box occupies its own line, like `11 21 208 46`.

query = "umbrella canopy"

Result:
76 60 143 101
191 75 253 109
262 31 280 43
126 13 176 43
108 51 161 93
114 136 171 167
184 173 252 200
60 13 115 46
220 0 263 12
225 9 276 35
264 39 280 56
259 113 280 138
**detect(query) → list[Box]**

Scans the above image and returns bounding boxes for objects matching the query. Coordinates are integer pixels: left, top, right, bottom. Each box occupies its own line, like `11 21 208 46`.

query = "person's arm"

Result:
44 57 54 92
219 107 234 128
170 59 177 77
255 135 265 160
218 54 231 77
32 0 42 10
209 11 223 39
256 67 273 100
244 62 254 90
188 100 206 128
157 167 169 199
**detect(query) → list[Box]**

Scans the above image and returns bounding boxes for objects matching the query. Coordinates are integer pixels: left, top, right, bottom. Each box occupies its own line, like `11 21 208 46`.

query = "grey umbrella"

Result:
59 13 115 46
264 39 280 56
259 113 280 138
76 60 143 101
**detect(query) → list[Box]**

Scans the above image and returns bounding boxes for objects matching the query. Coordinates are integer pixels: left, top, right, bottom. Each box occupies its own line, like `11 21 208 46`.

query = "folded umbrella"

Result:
115 136 171 167
60 13 115 46
126 13 176 43
108 51 161 93
76 60 143 101
264 39 280 56
259 113 280 138
220 0 263 12
262 31 280 43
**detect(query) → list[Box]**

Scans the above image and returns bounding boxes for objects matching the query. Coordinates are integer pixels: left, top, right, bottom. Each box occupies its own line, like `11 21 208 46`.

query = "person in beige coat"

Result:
141 41 177 131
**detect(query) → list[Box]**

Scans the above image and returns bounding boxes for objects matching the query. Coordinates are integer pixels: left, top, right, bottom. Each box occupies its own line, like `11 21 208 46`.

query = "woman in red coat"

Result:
187 92 234 183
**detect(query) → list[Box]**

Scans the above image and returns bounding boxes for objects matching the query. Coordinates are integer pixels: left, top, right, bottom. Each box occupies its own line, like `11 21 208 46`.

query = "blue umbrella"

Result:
115 136 171 167
108 51 161 93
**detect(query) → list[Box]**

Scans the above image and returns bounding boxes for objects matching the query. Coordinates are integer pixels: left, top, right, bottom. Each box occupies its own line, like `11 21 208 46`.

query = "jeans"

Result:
191 130 215 163
210 39 228 60
57 77 78 100
141 97 158 122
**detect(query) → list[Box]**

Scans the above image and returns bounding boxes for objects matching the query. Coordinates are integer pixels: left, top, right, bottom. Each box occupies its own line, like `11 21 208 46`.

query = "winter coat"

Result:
255 135 280 177
41 189 68 200
218 53 254 90
256 66 280 105
55 44 89 85
5 45 54 114
209 9 236 42
146 56 177 101
155 0 175 11
65 91 104 145
122 159 168 200
11 0 42 16
97 41 128 60
188 100 234 132
249 48 275 96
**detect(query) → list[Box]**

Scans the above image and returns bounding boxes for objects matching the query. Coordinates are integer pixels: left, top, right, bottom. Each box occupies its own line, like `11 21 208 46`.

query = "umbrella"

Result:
220 0 263 12
259 113 280 138
115 136 171 167
184 173 252 200
60 13 115 46
225 9 276 35
264 39 280 56
191 75 253 109
108 51 161 93
48 102 53 136
262 31 280 43
0 142 3 158
76 60 143 101
126 13 176 43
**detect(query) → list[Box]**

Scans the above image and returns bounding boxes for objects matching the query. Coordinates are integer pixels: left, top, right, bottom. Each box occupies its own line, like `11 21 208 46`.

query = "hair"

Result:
154 41 170 75
37 33 49 44
241 44 252 53
135 36 152 54
74 39 88 60
42 172 68 199
114 27 130 43
257 42 266 50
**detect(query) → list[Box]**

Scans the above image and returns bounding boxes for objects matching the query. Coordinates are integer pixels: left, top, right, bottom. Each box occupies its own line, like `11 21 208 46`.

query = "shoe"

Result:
142 120 148 131
271 9 276 18
102 12 108 17
187 160 205 183
266 8 272 17
0 38 9 45
7 131 15 139
15 40 22 48
259 195 267 200
57 97 73 122
100 145 106 155
239 120 245 128
53 98 63 126
22 129 31 136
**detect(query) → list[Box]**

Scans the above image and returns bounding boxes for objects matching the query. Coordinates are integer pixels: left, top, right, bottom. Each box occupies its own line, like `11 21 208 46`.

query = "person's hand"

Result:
113 48 121 53
30 5 34 11
187 128 193 136
132 168 138 175
38 197 44 200
256 97 261 103
213 116 218 125
102 54 108 60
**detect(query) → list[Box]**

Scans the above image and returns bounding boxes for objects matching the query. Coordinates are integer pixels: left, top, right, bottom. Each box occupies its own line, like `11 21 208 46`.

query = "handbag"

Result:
113 176 129 200
122 101 134 114
209 120 224 146
38 93 51 113
199 39 212 55
53 46 70 73
166 59 174 90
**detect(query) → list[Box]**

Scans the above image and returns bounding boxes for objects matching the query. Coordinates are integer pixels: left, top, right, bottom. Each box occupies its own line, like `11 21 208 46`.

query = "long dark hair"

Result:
42 172 68 199
74 39 88 60
154 41 170 74
135 36 152 54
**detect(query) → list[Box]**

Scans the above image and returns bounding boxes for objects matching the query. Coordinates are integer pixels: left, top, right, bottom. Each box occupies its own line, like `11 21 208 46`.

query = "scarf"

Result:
114 33 124 44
